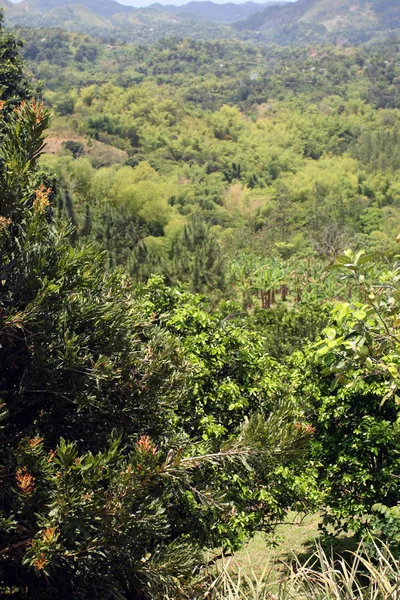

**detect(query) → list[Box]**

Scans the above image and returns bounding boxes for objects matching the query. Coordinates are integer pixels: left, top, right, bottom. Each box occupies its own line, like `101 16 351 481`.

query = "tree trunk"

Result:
266 290 271 309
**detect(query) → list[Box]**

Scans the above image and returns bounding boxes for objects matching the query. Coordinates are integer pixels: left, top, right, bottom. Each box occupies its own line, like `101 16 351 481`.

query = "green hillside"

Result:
0 0 231 42
236 0 400 45
158 1 286 24
3 0 400 45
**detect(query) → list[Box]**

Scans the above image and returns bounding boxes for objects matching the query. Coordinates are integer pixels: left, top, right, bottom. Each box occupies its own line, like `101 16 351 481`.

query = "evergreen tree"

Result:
170 214 226 293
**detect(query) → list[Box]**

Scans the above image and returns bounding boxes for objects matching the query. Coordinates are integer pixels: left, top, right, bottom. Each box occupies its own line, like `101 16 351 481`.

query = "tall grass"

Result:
203 540 400 599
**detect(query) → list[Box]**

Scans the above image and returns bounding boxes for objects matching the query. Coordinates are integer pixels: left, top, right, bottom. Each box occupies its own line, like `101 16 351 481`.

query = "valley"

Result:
1 1 400 598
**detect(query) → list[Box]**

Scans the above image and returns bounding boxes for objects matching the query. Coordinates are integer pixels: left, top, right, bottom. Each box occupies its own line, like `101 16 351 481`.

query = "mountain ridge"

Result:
235 0 400 44
2 0 400 45
0 0 232 39
4 0 288 22
154 1 286 23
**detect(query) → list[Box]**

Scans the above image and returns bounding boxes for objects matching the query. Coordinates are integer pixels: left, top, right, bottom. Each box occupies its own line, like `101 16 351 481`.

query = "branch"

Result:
0 538 31 556
178 448 255 465
24 389 75 404
369 300 400 345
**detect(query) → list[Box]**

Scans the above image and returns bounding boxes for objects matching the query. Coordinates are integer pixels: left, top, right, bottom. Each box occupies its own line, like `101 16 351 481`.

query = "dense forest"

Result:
2 0 400 45
17 28 400 295
2 1 400 598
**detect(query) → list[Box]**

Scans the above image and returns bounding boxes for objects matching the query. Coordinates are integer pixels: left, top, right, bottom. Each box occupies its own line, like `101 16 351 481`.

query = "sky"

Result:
10 0 298 8
116 0 298 8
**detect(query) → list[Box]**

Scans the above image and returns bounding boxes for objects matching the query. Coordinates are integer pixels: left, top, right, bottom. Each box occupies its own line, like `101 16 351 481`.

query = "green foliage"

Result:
16 33 400 297
5 9 400 591
62 139 84 159
367 504 400 558
236 0 400 47
133 278 320 547
3 0 400 47
167 215 227 293
297 250 400 541
4 6 231 46
248 302 330 359
0 98 316 597
0 12 32 109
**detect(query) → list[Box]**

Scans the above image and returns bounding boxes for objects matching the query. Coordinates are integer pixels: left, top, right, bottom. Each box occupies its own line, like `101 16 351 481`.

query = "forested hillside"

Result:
3 2 400 598
155 1 276 24
16 28 400 294
236 0 400 45
0 0 232 43
2 0 400 44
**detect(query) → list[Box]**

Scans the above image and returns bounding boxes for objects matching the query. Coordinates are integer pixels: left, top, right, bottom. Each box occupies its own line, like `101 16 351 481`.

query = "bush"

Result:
62 139 84 158
302 251 400 539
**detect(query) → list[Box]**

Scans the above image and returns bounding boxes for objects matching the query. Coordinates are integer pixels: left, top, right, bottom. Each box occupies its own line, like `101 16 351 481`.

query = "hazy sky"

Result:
10 0 298 8
117 0 298 8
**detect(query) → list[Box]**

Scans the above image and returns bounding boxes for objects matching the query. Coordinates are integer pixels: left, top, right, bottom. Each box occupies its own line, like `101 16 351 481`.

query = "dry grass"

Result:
44 134 128 166
207 540 400 599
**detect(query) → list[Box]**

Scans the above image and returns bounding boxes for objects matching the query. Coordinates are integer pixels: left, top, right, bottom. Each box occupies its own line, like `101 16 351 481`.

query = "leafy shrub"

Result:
248 302 330 359
302 251 400 539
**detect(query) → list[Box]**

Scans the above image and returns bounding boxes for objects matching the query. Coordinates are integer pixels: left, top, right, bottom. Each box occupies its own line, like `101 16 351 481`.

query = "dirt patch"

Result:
45 135 128 166
45 135 76 154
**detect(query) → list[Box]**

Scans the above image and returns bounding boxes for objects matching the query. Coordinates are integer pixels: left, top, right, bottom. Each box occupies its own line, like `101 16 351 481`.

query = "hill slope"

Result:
29 0 135 15
157 1 287 24
1 0 286 27
0 0 231 41
235 0 400 44
3 0 400 44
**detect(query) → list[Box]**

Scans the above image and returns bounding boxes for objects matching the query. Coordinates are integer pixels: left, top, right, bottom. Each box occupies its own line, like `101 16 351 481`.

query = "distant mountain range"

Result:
156 1 286 23
235 0 400 44
0 0 225 42
1 0 399 44
1 0 286 24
